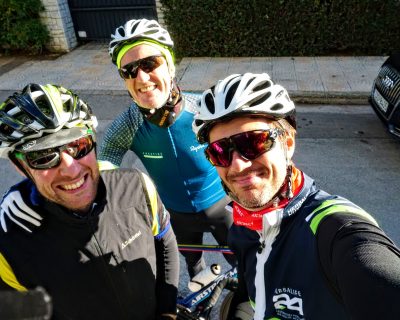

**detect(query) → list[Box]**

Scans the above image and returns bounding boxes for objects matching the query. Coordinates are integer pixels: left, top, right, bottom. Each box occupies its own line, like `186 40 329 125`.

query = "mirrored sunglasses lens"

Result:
25 136 94 169
119 55 163 79
140 56 163 73
206 140 232 167
119 64 139 79
26 150 60 169
67 137 93 160
234 131 274 160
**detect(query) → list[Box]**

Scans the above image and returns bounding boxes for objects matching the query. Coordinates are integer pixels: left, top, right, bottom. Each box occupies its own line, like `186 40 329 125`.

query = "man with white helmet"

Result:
193 73 400 319
0 84 179 319
101 18 237 279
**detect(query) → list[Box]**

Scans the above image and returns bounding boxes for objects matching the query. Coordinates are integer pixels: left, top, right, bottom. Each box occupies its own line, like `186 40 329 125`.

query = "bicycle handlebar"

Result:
200 277 238 313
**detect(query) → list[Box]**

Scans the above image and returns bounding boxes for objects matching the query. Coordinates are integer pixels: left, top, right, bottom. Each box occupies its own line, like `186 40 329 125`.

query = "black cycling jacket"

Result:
228 172 400 320
0 169 179 320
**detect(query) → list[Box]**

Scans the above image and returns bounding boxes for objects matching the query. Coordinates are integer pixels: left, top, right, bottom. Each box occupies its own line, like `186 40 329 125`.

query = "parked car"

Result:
369 53 400 139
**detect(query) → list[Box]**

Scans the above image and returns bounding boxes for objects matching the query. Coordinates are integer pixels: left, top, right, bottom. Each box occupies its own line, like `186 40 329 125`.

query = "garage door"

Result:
68 0 157 41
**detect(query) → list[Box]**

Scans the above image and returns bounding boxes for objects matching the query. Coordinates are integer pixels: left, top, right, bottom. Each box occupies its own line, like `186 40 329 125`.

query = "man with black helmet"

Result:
193 73 400 320
0 84 179 320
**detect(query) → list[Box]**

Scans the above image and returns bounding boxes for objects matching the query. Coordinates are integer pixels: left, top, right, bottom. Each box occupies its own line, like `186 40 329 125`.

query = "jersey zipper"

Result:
254 209 283 320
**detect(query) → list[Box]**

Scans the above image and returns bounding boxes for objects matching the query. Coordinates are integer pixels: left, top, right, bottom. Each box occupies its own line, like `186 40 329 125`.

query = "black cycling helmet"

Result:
193 73 297 144
0 83 98 158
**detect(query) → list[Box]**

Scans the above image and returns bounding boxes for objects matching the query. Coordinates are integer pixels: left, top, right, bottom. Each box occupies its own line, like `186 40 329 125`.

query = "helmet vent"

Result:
249 92 271 107
271 103 284 111
225 81 240 109
244 77 255 90
36 99 52 117
205 93 215 114
61 98 73 113
254 80 272 91
194 119 204 127
117 27 125 37
145 30 158 36
0 123 13 135
17 114 33 125
3 102 16 113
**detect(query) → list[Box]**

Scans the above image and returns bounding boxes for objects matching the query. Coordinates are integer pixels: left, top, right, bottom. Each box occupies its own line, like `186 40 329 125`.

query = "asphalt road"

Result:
0 95 399 316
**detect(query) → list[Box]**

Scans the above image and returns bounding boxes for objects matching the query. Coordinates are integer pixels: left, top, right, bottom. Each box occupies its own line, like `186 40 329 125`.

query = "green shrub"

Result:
0 0 49 54
160 0 400 57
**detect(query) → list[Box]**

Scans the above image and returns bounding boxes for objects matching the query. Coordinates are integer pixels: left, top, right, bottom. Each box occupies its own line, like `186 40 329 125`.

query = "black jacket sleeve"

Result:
317 214 400 320
227 254 250 319
154 224 179 317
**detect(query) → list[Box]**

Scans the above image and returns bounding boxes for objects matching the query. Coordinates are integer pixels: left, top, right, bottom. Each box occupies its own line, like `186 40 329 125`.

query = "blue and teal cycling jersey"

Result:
98 93 225 212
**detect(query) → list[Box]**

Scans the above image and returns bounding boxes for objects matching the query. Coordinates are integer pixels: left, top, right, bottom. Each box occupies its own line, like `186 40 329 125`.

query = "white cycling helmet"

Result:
109 19 174 65
193 73 296 143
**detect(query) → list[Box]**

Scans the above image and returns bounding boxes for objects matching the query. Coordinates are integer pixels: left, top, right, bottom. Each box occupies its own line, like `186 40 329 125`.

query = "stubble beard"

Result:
230 182 277 210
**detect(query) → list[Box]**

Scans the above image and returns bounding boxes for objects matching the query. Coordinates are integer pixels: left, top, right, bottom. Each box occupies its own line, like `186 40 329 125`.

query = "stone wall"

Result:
40 0 77 53
155 0 165 27
39 0 164 53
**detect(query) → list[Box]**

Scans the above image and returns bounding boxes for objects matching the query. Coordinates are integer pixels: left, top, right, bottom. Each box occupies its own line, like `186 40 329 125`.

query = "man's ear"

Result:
285 131 296 160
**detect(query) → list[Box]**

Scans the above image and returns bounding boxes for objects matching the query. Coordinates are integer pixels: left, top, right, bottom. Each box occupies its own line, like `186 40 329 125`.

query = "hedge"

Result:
0 0 49 54
160 0 400 58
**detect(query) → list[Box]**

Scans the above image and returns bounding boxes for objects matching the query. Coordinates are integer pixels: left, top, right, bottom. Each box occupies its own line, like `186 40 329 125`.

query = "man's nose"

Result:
135 67 151 81
58 152 80 176
229 151 252 172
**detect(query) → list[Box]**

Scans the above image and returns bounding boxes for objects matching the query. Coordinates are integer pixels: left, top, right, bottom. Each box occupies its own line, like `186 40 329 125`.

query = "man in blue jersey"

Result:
192 73 400 319
0 19 236 282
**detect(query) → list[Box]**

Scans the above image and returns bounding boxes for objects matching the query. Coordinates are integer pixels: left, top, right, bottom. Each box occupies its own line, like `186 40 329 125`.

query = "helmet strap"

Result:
9 154 34 181
138 80 183 128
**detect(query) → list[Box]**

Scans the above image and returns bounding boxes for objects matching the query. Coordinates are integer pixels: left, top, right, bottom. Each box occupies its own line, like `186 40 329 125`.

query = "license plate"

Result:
373 89 389 113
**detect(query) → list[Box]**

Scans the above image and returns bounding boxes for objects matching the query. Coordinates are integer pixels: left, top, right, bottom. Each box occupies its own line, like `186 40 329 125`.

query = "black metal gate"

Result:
68 0 157 41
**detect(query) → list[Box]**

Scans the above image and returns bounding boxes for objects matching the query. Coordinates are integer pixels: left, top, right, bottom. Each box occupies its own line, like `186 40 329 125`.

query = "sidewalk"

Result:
0 42 386 104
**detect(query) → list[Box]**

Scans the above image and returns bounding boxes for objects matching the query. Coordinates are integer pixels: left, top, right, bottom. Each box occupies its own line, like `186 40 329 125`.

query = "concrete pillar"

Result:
40 0 78 53
155 0 166 27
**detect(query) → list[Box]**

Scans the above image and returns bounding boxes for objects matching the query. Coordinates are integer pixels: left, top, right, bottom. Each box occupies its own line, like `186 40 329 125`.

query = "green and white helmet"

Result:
193 73 296 144
0 83 98 158
109 18 174 65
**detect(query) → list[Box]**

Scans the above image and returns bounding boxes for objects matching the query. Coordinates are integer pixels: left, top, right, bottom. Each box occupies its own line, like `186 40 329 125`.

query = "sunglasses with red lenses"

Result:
15 136 95 170
205 129 283 167
118 54 165 79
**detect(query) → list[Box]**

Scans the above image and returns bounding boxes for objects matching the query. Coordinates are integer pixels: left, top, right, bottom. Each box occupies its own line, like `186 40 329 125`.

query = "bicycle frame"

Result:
177 267 237 310
176 244 237 319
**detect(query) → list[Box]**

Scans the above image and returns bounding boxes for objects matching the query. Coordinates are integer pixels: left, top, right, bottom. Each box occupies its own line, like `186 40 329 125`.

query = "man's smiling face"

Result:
209 116 294 210
121 44 171 109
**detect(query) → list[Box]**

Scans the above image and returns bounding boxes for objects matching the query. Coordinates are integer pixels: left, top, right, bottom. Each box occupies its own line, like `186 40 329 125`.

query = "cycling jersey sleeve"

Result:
139 172 179 316
98 105 143 170
317 214 400 319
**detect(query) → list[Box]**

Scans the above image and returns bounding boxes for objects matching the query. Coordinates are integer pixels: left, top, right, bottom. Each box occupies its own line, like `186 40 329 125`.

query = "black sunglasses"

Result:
205 129 283 167
118 54 165 79
15 136 95 170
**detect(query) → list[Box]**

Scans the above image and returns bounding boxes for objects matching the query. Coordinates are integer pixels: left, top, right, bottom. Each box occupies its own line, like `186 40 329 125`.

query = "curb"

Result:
290 91 370 105
0 89 370 106
179 90 371 105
